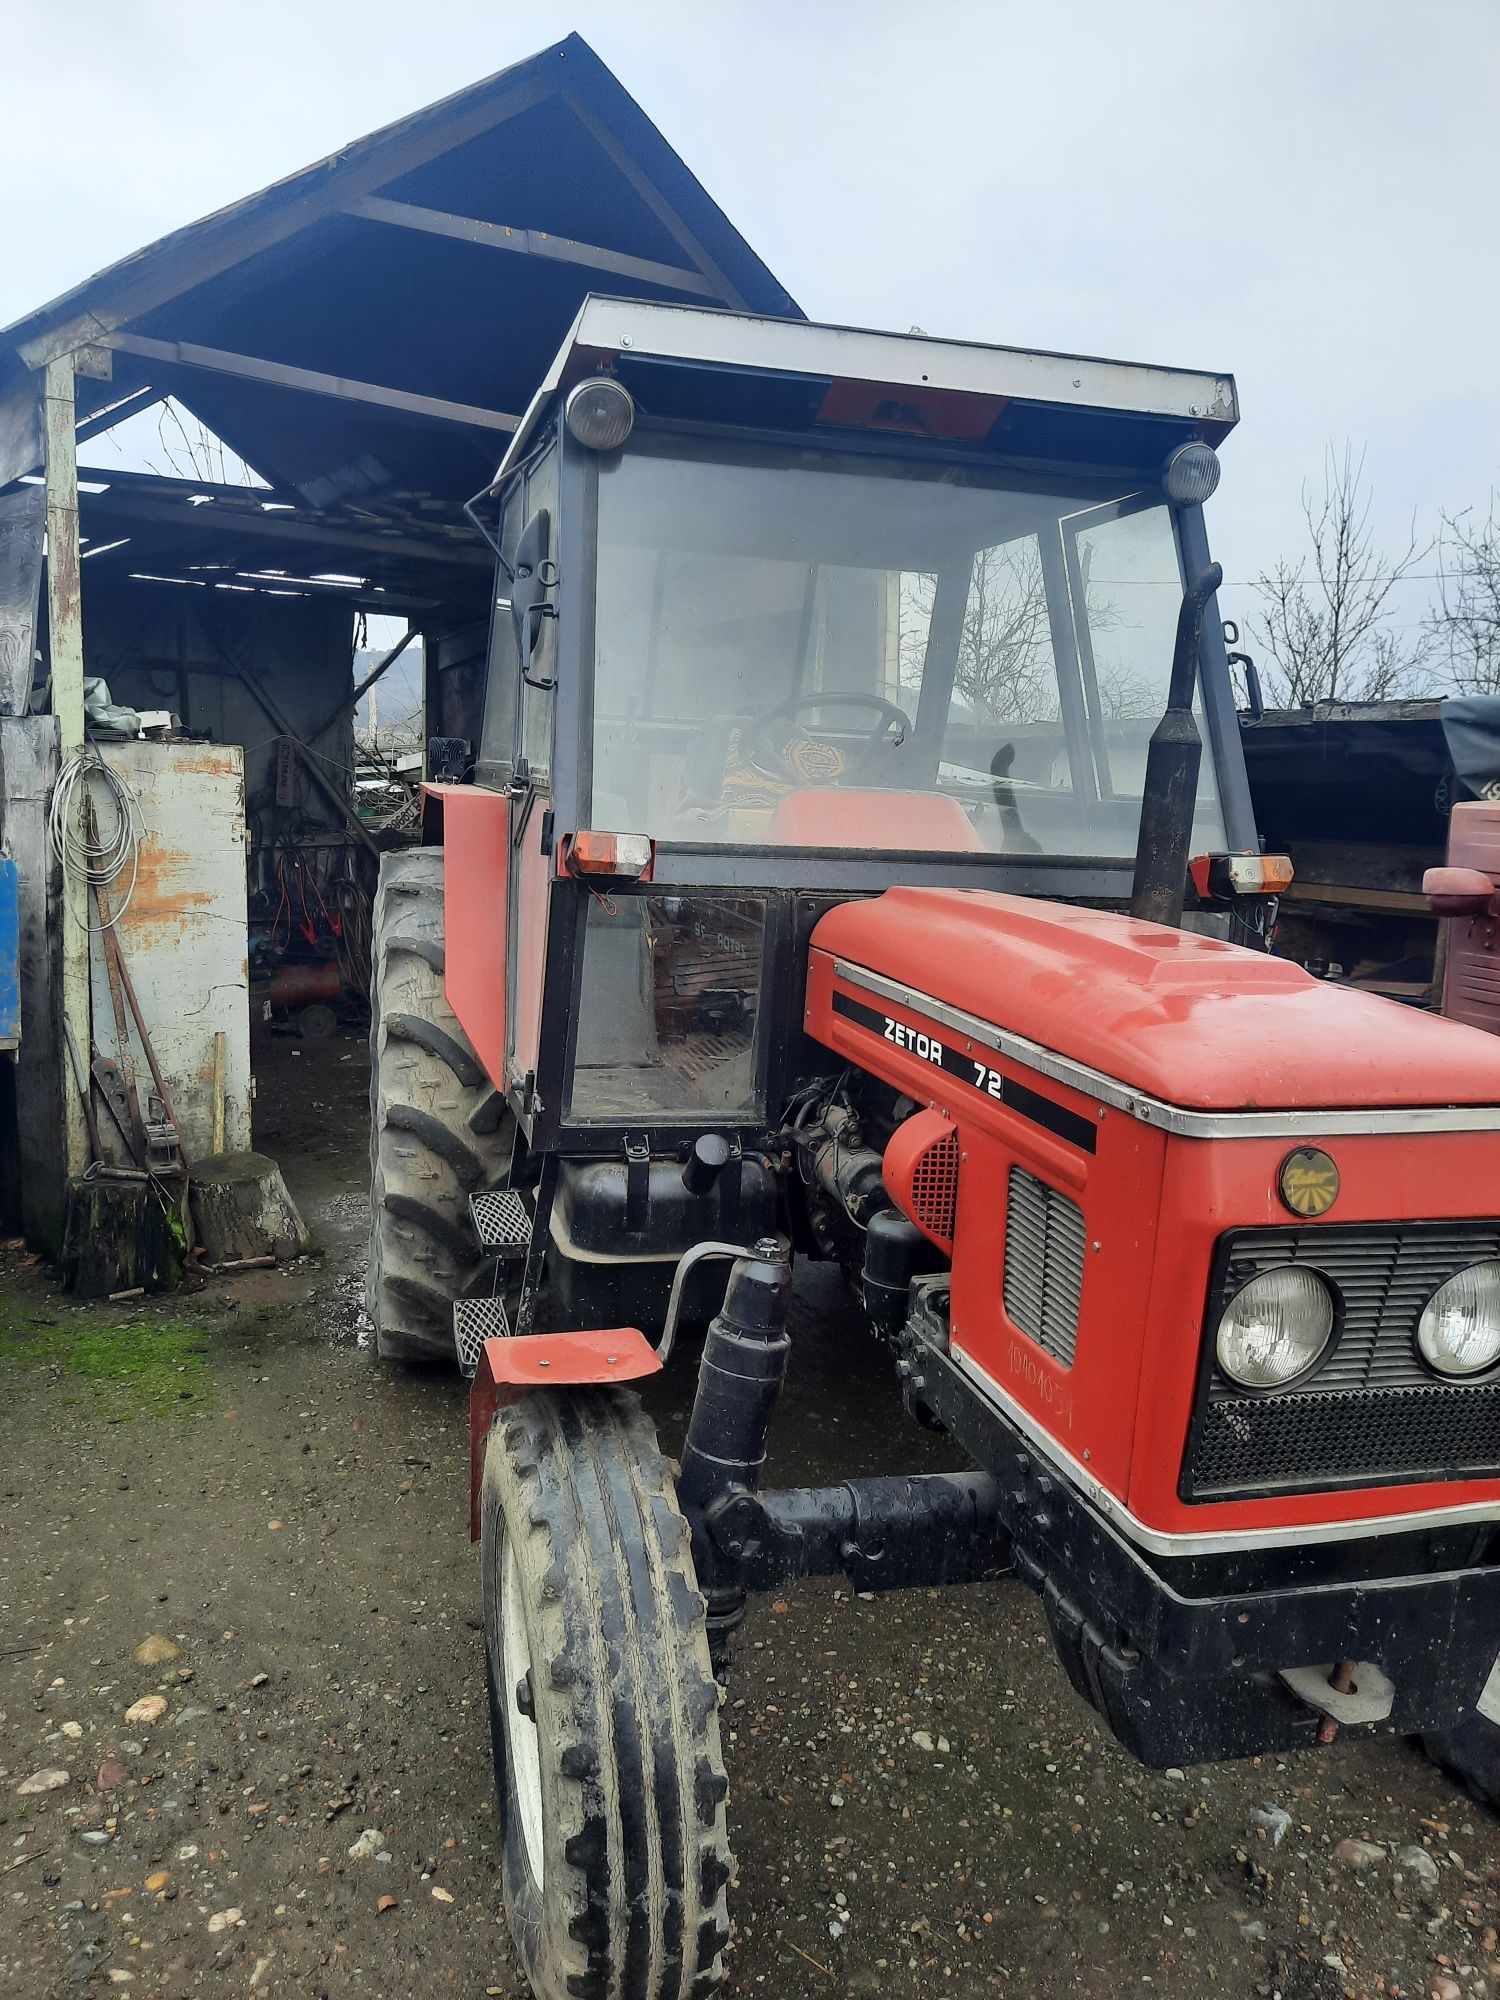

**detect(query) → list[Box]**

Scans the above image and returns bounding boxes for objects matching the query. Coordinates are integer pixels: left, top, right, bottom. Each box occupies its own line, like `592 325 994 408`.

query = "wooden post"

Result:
42 352 90 1179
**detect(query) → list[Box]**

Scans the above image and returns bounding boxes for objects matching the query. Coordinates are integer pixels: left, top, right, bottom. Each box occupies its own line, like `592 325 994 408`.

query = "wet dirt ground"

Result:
1 1035 1496 2000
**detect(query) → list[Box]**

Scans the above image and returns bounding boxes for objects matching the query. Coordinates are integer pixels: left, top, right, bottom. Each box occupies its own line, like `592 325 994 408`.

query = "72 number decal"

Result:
972 1060 1004 1101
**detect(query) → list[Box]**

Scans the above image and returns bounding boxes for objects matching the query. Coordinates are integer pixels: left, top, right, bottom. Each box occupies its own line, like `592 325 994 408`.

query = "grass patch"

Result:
0 1300 210 1415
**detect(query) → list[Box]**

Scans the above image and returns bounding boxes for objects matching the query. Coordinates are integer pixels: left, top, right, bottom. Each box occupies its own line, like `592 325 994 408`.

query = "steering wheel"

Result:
741 691 915 786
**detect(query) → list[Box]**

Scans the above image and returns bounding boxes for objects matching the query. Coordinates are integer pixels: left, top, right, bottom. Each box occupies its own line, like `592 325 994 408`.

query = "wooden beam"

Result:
82 483 491 571
74 385 160 447
560 88 748 310
42 354 91 1177
17 73 551 372
307 626 416 746
341 193 717 297
105 332 520 434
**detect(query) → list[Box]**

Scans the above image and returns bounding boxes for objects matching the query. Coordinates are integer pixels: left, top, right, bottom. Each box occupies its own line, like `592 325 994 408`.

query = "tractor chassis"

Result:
660 1243 1500 1770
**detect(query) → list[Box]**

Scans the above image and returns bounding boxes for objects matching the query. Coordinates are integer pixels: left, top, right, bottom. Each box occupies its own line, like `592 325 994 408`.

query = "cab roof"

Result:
495 296 1239 488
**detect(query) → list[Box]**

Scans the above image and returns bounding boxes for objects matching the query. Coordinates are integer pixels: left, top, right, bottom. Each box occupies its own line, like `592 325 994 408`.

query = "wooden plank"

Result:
0 379 43 489
17 73 551 371
106 332 520 433
0 484 45 715
0 716 69 1249
1285 837 1436 899
341 193 717 296
1282 880 1430 915
82 482 491 571
43 355 90 1178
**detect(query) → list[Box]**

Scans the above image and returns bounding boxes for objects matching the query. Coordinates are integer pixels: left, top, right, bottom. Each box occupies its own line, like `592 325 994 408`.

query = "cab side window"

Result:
478 437 559 786
517 445 558 790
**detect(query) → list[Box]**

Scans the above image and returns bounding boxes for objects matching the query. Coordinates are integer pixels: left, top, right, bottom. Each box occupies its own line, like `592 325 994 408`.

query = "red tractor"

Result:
367 298 1500 2000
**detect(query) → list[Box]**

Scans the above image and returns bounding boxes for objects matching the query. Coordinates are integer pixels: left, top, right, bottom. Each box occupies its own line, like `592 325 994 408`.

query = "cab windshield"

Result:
588 433 1227 858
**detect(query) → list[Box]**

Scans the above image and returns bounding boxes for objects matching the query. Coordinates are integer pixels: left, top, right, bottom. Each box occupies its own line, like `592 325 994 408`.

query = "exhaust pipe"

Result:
1129 561 1222 929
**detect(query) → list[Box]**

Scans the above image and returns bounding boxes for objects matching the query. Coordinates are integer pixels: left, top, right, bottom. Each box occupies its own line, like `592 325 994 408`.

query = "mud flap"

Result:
467 1327 662 1539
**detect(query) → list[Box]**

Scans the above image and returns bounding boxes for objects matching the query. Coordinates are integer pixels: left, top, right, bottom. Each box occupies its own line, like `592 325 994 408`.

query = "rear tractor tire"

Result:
481 1389 732 2000
367 846 514 1365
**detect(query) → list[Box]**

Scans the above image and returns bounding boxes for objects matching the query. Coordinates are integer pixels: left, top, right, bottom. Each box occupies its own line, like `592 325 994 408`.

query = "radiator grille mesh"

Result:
1003 1168 1086 1367
908 1127 960 1245
1188 1382 1500 1496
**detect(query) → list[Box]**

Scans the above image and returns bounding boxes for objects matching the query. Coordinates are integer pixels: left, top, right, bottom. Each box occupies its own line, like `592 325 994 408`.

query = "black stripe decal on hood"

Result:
831 989 1098 1154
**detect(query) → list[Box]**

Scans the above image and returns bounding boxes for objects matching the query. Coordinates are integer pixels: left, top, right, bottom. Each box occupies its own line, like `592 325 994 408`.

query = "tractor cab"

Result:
432 299 1256 1335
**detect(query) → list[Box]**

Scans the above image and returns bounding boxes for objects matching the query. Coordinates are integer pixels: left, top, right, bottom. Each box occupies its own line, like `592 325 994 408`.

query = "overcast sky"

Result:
3 0 1497 645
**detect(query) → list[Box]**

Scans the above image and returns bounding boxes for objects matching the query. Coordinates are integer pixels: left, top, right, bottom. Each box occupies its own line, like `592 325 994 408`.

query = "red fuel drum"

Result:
805 888 1500 1544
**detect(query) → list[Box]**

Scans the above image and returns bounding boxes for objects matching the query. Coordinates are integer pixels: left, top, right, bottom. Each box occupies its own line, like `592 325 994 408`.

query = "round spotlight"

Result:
1163 440 1222 506
1417 1261 1500 1378
565 377 636 452
1215 1266 1334 1390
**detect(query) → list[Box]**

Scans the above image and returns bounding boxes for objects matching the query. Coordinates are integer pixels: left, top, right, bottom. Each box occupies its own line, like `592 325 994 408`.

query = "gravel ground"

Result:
0 1035 1495 2000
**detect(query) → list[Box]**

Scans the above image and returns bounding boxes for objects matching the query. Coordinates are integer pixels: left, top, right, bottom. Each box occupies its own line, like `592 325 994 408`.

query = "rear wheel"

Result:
481 1389 732 2000
366 847 513 1364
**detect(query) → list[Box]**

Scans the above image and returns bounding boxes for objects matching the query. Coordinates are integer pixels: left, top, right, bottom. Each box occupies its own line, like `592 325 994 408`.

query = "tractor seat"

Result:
768 788 984 852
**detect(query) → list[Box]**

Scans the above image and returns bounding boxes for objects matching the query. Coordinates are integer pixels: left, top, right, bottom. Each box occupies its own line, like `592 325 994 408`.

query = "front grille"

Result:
1003 1168 1086 1367
1189 1383 1500 1495
1184 1222 1500 1499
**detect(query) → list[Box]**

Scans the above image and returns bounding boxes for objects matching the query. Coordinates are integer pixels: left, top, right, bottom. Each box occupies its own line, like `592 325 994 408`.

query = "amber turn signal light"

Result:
1189 851 1295 904
565 831 654 880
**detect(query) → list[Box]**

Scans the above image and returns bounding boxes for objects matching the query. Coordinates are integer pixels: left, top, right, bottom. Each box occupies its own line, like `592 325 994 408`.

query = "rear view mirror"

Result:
1423 866 1498 918
511 508 557 689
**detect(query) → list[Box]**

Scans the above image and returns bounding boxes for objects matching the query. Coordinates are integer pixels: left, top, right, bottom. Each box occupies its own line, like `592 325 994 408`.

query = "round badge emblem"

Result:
1279 1147 1340 1217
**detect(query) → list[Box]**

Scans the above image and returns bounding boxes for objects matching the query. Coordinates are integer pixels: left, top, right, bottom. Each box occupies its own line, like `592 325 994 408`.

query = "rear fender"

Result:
422 783 511 1091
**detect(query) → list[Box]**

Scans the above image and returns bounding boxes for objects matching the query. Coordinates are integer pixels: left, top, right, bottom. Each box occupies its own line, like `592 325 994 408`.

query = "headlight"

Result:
1417 1262 1500 1377
1216 1266 1334 1389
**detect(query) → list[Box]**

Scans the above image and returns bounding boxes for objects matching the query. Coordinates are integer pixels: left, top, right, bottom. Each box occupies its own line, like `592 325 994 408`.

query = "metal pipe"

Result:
1129 561 1222 928
656 1237 753 1365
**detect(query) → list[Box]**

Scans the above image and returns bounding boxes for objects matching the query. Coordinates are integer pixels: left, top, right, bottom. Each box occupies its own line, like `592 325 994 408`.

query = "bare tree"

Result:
1252 444 1432 706
1429 494 1500 694
899 539 1057 723
144 398 262 487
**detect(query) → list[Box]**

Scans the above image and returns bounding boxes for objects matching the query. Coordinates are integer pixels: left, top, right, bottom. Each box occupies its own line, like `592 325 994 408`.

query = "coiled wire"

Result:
47 747 142 930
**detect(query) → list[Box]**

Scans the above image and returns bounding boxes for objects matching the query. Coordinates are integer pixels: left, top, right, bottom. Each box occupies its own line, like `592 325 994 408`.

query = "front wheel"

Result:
481 1389 732 2000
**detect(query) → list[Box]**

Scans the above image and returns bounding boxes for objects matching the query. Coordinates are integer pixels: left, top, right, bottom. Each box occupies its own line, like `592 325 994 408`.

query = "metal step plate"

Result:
453 1295 511 1379
469 1189 532 1257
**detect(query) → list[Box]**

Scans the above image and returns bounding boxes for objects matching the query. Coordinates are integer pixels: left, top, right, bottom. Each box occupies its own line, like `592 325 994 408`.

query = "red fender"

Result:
468 1328 663 1538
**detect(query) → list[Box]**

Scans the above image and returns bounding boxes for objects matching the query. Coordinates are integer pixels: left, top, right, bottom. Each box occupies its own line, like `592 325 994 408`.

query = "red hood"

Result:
812 887 1500 1112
